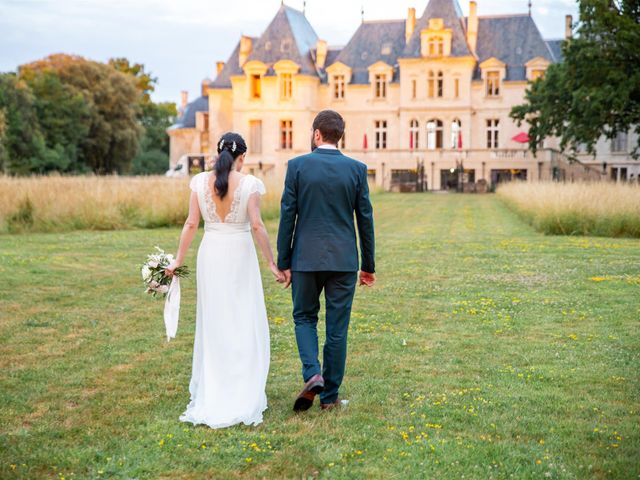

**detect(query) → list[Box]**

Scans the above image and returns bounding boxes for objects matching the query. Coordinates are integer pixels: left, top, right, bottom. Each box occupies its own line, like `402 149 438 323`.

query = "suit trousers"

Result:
291 271 357 404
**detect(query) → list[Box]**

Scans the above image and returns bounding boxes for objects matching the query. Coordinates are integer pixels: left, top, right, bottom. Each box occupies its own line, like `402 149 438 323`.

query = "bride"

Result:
165 132 284 428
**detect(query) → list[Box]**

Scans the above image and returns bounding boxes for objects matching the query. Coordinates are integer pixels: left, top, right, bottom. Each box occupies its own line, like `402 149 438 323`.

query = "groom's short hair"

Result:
312 110 345 145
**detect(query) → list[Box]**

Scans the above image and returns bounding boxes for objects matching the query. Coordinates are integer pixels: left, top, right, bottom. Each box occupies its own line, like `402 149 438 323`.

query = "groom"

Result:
277 110 376 411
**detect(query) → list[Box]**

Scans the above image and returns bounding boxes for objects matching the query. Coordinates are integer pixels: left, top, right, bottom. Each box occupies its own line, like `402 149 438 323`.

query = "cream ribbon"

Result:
164 276 181 341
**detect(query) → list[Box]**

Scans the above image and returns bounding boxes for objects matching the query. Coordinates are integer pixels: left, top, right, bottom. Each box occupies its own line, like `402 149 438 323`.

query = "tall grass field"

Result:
0 194 638 479
497 181 640 238
0 174 282 234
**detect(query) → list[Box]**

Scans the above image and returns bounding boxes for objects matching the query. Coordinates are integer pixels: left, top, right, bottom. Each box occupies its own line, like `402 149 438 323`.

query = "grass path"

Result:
1 194 638 479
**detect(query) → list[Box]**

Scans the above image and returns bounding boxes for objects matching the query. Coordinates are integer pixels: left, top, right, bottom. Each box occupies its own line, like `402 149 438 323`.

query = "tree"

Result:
20 69 91 173
108 57 157 105
510 0 640 159
0 73 55 175
108 57 176 174
20 54 143 174
0 107 6 172
139 101 177 155
130 149 170 175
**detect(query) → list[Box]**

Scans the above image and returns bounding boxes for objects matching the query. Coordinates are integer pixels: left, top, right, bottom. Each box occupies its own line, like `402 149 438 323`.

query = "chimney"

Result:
201 78 210 97
467 1 478 53
216 61 225 75
316 39 327 69
565 15 573 39
180 90 188 110
406 7 416 43
239 35 253 67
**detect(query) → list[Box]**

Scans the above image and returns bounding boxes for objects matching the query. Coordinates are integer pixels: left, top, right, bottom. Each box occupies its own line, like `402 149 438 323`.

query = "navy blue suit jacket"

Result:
277 147 375 273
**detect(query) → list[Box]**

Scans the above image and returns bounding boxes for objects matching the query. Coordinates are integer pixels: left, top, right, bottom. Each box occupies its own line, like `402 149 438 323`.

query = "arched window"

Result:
427 119 443 150
410 119 419 150
451 119 462 149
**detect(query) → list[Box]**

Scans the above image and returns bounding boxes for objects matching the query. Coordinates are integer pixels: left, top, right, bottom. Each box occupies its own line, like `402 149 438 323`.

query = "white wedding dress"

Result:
180 172 270 428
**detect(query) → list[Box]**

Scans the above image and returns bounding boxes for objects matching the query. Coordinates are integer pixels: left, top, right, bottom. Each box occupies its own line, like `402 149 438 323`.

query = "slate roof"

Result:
309 46 344 83
245 4 319 76
546 39 564 62
208 0 565 95
333 20 406 84
210 38 258 89
403 0 471 58
325 47 342 68
473 14 556 80
169 95 208 130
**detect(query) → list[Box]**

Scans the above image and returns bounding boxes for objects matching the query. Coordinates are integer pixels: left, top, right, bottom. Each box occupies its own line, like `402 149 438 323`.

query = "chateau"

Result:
168 0 639 190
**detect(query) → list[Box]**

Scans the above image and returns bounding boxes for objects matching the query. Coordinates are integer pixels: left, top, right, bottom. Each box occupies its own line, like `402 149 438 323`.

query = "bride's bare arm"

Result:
166 191 201 274
248 193 285 282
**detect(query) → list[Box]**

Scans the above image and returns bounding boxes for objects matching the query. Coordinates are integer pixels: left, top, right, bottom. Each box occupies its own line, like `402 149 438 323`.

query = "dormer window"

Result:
326 62 352 101
250 74 262 99
374 74 387 99
368 61 393 100
244 60 269 101
333 74 345 99
280 73 292 99
525 57 551 82
273 59 300 102
531 69 545 81
480 58 506 98
486 71 500 97
420 20 452 58
428 36 444 56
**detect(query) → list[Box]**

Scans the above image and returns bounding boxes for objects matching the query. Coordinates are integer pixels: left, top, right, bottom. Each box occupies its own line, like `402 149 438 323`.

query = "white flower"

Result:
166 254 175 262
141 265 152 281
158 285 169 294
149 280 160 288
148 260 159 268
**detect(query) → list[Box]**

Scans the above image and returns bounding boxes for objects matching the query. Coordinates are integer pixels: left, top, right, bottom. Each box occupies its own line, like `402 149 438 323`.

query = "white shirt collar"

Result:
316 144 338 150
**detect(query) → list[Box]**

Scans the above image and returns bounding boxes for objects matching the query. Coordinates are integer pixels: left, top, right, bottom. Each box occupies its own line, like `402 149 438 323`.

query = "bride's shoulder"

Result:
189 171 209 192
244 174 266 196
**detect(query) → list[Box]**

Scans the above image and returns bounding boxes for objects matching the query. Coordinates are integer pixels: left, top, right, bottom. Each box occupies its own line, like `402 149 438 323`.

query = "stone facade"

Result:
168 0 639 188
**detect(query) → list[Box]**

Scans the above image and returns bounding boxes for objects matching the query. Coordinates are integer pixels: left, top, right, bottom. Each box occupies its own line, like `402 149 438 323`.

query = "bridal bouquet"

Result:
141 246 190 342
141 246 190 297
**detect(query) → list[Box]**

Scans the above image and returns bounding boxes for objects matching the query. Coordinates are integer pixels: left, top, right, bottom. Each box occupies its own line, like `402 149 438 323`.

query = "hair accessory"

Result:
231 141 237 152
218 139 225 151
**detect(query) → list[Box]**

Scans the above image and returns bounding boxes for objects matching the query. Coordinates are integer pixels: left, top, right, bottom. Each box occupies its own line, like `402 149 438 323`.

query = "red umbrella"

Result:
512 132 530 143
409 131 414 151
457 131 463 149
363 133 368 150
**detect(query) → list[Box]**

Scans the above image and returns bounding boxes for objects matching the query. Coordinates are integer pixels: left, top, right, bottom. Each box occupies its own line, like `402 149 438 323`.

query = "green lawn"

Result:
1 194 638 479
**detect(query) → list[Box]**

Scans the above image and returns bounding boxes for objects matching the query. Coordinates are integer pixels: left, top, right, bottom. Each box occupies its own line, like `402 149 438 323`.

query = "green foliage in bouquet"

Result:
140 246 189 297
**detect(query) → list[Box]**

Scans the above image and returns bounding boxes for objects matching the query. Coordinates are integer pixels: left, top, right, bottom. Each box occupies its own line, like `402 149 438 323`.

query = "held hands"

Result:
281 269 292 289
359 271 376 287
274 269 369 288
269 262 286 284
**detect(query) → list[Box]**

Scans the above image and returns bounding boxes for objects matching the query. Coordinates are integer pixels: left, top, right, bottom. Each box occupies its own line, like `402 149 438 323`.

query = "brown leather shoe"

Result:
293 374 325 412
320 399 348 411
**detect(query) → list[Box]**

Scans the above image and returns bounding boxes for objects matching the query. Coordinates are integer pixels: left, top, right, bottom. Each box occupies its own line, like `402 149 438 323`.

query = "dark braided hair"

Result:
214 132 247 199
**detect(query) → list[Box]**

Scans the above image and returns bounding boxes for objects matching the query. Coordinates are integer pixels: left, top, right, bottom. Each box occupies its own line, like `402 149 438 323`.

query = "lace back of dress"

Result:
203 173 248 224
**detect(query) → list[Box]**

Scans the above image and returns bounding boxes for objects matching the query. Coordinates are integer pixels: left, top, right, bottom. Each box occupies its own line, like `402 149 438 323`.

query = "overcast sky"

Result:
0 0 579 104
